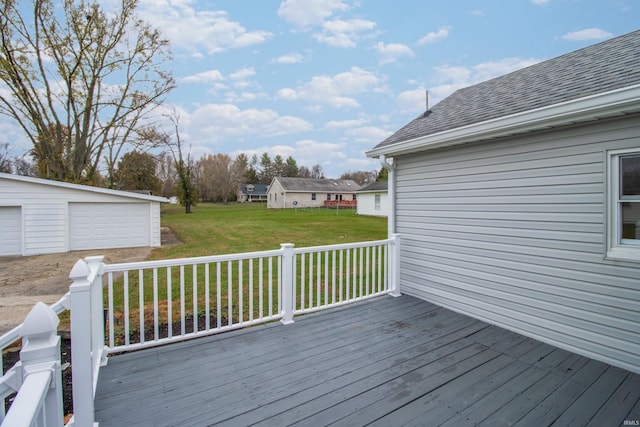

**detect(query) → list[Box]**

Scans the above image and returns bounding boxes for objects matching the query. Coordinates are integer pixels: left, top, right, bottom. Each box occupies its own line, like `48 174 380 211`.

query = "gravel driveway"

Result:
0 247 153 334
0 227 181 335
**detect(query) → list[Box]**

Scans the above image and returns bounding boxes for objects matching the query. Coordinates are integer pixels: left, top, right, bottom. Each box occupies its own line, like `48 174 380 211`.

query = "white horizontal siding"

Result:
1 178 161 255
395 115 640 373
357 192 388 217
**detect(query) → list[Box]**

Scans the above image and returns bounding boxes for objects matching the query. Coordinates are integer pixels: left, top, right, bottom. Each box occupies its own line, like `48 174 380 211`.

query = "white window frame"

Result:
374 194 381 211
606 148 640 261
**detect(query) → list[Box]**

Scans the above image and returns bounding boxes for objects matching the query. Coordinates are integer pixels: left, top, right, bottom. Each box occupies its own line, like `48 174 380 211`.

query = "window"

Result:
352 194 357 201
311 193 316 201
375 194 381 210
607 149 640 261
327 194 332 201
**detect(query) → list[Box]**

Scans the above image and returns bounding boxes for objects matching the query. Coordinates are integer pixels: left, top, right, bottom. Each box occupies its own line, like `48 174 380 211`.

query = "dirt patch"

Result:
0 227 181 334
1 227 182 419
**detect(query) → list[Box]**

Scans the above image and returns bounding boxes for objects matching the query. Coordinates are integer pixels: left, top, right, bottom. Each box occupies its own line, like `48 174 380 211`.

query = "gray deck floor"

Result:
94 295 640 426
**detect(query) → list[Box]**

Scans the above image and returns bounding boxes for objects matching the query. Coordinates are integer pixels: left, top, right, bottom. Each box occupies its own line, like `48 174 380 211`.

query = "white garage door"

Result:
0 206 22 256
69 203 150 251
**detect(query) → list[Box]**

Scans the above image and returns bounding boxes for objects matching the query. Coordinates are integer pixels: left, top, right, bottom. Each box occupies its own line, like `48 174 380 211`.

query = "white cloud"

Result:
417 26 451 46
324 118 368 129
314 19 376 48
223 90 267 104
229 68 256 80
561 28 613 41
187 104 312 143
179 69 224 84
345 126 392 143
273 53 305 64
277 67 384 108
294 139 347 165
277 0 349 28
396 87 429 113
396 57 543 113
531 0 550 4
138 2 272 55
374 41 414 64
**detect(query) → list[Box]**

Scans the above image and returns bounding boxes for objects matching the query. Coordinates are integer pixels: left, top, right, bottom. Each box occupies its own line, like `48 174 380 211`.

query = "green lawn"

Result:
152 202 388 259
105 203 388 345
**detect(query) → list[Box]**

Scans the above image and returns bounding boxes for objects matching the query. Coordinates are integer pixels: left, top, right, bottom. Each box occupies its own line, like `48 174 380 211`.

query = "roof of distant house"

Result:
372 29 640 151
240 183 268 195
357 181 388 193
271 177 360 192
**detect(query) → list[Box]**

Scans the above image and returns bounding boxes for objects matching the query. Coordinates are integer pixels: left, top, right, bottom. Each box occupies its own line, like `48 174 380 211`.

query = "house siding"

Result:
357 192 389 217
394 115 640 373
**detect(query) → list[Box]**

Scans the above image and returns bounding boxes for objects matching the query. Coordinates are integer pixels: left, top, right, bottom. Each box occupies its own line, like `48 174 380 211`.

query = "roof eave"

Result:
0 172 169 203
367 84 640 158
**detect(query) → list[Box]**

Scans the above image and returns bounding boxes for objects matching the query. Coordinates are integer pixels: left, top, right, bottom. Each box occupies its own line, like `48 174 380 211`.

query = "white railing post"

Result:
85 256 107 378
389 234 401 297
5 302 64 427
69 259 95 427
280 243 295 325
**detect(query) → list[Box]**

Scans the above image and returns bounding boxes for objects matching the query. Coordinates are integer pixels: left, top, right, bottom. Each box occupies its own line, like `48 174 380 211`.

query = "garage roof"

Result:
0 172 168 203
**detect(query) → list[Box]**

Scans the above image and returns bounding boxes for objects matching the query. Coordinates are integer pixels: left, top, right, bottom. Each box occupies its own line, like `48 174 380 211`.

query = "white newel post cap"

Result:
69 258 91 288
20 302 60 362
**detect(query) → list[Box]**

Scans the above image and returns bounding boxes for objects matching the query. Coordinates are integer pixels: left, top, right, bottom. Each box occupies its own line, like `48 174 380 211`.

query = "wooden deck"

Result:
94 295 640 426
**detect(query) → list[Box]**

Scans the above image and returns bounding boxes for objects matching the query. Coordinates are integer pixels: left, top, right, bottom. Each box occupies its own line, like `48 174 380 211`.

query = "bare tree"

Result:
0 143 12 173
139 114 196 213
340 170 378 186
0 0 175 185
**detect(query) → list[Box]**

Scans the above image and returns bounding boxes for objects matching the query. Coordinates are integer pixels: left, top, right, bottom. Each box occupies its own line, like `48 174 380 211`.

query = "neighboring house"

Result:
366 30 640 374
237 183 268 203
267 177 360 209
356 181 388 217
0 172 167 256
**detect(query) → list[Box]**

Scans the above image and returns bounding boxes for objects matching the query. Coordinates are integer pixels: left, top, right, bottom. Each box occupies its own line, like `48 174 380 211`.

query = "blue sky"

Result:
3 0 639 178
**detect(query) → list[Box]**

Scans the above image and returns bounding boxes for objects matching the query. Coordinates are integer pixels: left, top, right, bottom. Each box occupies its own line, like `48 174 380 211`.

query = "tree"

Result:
340 170 378 186
230 153 251 187
156 152 177 197
0 0 175 185
283 156 299 177
311 164 325 179
376 166 388 181
140 113 196 213
0 143 12 173
195 153 235 203
258 152 273 184
114 150 162 194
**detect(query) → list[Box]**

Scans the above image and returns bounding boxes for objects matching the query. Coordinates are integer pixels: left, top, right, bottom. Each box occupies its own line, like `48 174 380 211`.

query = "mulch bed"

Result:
2 337 73 418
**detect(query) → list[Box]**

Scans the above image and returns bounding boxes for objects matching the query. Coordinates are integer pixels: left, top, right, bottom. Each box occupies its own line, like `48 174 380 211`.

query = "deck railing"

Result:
0 235 400 426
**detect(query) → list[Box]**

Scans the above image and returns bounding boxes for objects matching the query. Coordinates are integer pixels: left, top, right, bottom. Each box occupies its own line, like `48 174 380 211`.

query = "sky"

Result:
2 0 639 178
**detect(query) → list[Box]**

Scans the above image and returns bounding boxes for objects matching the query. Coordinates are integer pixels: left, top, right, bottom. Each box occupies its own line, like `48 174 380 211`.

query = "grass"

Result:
151 202 387 259
105 203 388 345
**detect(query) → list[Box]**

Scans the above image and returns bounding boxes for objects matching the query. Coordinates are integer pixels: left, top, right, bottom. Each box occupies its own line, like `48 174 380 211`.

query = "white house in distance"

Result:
356 181 388 217
267 177 360 209
0 172 167 256
237 183 268 203
367 30 640 374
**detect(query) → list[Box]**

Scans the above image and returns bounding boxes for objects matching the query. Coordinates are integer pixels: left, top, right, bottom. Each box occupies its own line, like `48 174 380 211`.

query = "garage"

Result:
0 206 22 256
1 172 166 256
69 203 151 251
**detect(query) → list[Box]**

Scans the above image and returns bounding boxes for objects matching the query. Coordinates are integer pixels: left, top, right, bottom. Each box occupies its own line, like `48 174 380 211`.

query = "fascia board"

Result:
366 84 640 158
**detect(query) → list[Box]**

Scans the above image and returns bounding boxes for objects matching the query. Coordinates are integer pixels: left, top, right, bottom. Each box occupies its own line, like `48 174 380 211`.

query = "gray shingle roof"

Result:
374 29 640 150
357 181 388 192
240 183 268 195
274 177 360 192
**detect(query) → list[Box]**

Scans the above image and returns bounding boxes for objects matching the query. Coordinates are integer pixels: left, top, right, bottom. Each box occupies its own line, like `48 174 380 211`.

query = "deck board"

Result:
94 295 640 426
